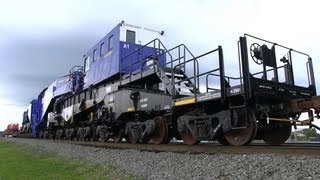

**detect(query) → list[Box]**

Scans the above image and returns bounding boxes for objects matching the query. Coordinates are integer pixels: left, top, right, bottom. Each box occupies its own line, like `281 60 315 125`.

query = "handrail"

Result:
119 38 174 85
206 73 220 92
121 38 160 60
119 39 227 103
244 34 314 86
165 44 199 87
176 68 220 85
69 65 84 74
173 47 221 100
120 38 174 69
244 34 310 57
120 39 203 94
121 52 161 71
173 54 201 96
238 34 315 102
251 65 286 76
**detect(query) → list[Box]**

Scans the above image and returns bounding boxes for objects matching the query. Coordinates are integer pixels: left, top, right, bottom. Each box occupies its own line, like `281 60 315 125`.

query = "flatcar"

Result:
21 21 320 146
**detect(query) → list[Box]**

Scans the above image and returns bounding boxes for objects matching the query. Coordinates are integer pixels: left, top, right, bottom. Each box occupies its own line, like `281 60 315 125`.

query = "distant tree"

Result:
303 128 317 138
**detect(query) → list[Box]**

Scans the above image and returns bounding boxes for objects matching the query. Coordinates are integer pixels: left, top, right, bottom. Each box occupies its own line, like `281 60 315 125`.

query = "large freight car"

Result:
4 123 19 137
19 75 72 138
23 21 320 146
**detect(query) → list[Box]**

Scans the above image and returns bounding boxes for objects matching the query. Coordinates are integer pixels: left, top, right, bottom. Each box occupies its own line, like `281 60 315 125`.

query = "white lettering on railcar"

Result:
259 85 272 89
140 98 148 102
123 44 130 49
106 86 111 93
230 88 241 94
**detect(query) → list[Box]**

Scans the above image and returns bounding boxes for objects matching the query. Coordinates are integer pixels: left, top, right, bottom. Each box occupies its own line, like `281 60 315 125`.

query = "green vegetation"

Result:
290 128 320 141
302 128 318 139
0 140 137 180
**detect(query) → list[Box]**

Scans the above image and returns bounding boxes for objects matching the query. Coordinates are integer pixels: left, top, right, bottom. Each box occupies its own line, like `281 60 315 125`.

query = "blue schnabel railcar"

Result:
83 21 166 87
22 21 320 146
20 74 72 137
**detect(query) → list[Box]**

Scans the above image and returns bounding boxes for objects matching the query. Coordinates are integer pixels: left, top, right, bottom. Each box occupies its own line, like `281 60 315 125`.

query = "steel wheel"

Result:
76 129 81 141
180 130 200 145
125 135 131 143
150 116 169 144
222 109 257 146
89 127 97 142
113 130 122 143
217 134 231 146
39 131 43 139
127 131 139 144
262 122 291 145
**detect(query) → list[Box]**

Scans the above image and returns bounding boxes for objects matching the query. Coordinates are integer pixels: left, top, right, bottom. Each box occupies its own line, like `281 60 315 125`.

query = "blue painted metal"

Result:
70 67 84 93
83 25 121 87
26 75 73 137
22 111 29 124
39 75 72 125
71 71 84 92
37 88 46 124
119 41 166 74
28 99 39 137
53 75 72 97
23 22 166 136
83 23 166 88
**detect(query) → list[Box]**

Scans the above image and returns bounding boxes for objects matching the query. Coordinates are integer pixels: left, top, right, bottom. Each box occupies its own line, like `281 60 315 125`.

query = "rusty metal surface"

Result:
289 96 320 112
52 140 320 156
150 116 167 144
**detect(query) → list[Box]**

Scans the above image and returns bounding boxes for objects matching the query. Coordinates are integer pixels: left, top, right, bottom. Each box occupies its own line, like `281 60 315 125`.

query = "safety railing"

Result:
237 34 316 102
120 38 173 85
119 39 227 103
244 34 315 87
172 46 226 101
119 39 198 89
69 66 85 93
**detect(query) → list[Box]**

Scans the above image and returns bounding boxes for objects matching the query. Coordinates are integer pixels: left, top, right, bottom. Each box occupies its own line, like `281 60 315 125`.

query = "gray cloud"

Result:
0 29 104 106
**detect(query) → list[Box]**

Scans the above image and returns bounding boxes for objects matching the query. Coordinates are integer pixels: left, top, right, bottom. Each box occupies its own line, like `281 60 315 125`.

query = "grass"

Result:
0 139 138 180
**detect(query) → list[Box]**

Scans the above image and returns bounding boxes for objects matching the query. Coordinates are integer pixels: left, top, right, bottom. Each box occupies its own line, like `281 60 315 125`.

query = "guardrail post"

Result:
239 36 251 101
218 45 226 102
308 57 315 86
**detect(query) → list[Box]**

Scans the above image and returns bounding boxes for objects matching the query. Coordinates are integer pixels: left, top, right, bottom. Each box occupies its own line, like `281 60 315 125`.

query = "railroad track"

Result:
48 139 320 156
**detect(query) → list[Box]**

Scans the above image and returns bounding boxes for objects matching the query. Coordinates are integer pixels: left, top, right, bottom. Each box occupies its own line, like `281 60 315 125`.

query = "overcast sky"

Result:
1 0 320 131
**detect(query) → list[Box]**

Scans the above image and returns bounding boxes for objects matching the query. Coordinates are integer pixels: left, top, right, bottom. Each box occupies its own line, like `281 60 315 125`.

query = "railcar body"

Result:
83 21 165 88
21 21 320 146
19 75 72 137
20 111 30 133
4 123 19 137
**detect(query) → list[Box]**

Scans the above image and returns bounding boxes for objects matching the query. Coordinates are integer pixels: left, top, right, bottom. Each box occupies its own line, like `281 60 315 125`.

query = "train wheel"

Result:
76 129 80 141
39 131 43 139
180 130 200 145
222 109 257 146
150 116 169 144
127 131 139 144
217 134 231 146
261 122 291 145
49 133 53 140
125 135 131 143
69 128 76 141
44 131 49 139
89 127 97 142
113 130 122 143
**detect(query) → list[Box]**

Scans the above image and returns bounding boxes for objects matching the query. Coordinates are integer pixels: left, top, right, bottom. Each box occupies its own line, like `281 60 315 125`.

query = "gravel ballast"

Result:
4 138 320 180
